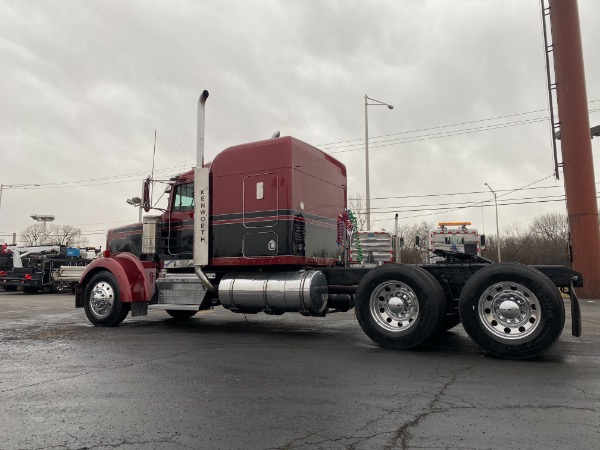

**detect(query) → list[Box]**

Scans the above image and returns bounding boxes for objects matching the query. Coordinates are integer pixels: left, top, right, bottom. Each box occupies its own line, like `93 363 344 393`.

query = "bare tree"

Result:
480 214 569 266
498 222 534 263
397 220 434 264
528 212 569 265
20 224 52 246
347 193 367 231
530 212 568 241
20 224 88 247
51 225 89 247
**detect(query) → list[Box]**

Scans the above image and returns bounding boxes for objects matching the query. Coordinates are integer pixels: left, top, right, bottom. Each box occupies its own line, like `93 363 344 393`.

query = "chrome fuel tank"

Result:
218 270 328 316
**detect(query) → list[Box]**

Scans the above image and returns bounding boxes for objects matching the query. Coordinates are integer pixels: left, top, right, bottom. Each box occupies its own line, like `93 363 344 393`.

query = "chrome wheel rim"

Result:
370 281 419 332
88 280 115 319
478 281 542 342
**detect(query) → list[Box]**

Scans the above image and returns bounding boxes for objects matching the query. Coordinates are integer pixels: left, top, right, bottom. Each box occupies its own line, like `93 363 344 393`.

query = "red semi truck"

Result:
76 91 583 359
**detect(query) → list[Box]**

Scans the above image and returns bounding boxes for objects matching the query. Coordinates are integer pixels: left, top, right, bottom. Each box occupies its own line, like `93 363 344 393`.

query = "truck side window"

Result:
173 183 194 211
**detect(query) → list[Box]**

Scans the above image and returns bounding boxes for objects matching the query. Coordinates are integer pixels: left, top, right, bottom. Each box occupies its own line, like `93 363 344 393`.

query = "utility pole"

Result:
485 183 501 262
549 0 600 297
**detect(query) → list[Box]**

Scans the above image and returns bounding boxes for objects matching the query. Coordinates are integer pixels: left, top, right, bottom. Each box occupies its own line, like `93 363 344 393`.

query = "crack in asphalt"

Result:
345 409 403 450
21 430 196 450
274 391 434 450
276 430 323 450
384 368 460 450
27 439 193 450
0 348 202 394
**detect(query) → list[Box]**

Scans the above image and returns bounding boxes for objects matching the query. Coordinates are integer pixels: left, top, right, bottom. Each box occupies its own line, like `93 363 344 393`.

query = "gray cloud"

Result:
1 0 599 246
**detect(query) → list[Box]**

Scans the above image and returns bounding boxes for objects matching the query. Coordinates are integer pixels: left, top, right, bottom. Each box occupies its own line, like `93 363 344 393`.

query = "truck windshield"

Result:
173 183 194 212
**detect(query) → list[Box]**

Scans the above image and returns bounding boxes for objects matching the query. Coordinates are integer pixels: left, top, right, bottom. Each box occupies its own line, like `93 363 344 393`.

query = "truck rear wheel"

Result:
355 264 447 350
166 310 197 319
459 263 565 360
83 271 130 327
3 285 17 292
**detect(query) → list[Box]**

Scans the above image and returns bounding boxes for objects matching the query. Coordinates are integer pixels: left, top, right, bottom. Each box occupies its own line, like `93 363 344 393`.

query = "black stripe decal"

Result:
213 209 337 224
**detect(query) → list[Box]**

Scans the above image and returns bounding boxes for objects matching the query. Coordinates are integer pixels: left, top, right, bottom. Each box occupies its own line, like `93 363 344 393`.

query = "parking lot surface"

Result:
1 290 599 449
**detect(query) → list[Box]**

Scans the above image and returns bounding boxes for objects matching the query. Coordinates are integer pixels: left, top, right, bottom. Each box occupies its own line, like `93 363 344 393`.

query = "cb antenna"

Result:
150 129 157 206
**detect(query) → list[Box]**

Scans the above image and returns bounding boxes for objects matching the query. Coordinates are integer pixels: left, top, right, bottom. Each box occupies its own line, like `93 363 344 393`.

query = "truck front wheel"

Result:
355 264 447 350
459 263 565 359
83 271 130 327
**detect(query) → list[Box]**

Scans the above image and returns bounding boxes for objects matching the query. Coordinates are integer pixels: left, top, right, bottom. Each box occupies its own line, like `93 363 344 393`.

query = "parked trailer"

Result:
76 92 582 360
1 245 96 293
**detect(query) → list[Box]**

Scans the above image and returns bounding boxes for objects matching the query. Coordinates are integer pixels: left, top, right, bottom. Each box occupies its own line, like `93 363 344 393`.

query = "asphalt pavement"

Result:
1 290 599 450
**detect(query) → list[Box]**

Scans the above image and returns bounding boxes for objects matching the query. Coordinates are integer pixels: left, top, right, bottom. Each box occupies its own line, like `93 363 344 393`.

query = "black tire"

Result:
50 281 67 294
459 263 565 360
355 264 447 350
3 285 17 292
166 310 197 319
23 286 40 294
83 271 130 327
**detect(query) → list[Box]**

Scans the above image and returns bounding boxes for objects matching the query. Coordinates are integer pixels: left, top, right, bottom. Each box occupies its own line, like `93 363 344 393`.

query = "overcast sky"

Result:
1 0 600 248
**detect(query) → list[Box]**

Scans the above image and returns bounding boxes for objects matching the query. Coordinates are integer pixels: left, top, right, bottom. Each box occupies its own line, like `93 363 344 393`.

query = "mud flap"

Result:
570 277 582 337
75 284 83 308
131 302 148 317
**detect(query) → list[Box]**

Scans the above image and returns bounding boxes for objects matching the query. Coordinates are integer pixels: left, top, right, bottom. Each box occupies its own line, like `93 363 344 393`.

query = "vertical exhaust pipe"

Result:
193 90 217 293
196 90 209 166
394 213 400 263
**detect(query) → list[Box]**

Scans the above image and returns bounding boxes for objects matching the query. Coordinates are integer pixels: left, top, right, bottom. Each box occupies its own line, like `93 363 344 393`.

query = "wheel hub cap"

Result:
497 299 522 321
89 281 114 319
478 282 541 341
370 281 419 332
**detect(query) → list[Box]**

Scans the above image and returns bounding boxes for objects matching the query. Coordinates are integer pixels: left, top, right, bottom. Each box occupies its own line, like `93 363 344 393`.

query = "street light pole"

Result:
364 95 394 230
126 197 143 222
30 214 56 244
485 183 501 262
364 96 370 230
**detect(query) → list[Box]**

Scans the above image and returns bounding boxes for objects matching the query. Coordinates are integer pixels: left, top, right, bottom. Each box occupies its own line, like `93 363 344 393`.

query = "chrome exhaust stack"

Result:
193 90 217 293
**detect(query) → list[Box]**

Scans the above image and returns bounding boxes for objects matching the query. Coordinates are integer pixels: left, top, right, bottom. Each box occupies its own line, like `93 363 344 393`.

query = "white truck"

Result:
420 222 486 263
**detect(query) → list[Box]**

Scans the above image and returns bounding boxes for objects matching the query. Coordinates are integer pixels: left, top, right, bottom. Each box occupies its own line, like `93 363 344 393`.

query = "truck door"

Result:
242 173 279 257
164 182 195 256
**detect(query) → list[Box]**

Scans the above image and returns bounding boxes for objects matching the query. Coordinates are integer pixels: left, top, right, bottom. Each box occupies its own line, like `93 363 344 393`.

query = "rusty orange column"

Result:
550 0 600 297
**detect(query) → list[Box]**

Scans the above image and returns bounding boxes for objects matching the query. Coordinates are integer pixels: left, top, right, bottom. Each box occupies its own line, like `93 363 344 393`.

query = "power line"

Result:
317 99 600 149
371 172 560 222
323 107 599 154
323 116 545 151
349 184 565 202
325 110 600 154
4 101 600 192
1 165 193 192
318 107 552 148
364 194 567 213
367 196 568 220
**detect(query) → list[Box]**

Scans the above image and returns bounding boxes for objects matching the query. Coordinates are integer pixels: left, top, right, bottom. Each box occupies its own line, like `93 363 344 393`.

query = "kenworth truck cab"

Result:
75 91 583 360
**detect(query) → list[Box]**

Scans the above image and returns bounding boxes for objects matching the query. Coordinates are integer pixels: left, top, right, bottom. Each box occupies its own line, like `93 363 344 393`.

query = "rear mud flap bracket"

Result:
570 277 582 337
